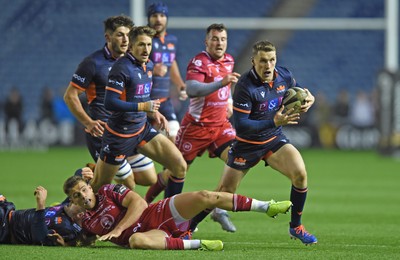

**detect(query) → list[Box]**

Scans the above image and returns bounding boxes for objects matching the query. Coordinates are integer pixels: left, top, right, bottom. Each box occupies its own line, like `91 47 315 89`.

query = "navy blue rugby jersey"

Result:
150 34 178 100
9 204 81 246
70 45 116 121
232 66 300 143
106 52 154 136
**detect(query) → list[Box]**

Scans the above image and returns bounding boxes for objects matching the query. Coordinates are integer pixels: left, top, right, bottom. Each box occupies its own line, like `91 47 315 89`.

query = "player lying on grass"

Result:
0 187 93 246
63 175 292 251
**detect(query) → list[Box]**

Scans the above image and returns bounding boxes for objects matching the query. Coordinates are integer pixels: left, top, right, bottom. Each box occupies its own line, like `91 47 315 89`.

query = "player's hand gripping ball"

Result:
282 87 307 113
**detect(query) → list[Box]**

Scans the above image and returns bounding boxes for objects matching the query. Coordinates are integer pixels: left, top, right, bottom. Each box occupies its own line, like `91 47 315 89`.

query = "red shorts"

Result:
114 197 187 247
175 120 236 162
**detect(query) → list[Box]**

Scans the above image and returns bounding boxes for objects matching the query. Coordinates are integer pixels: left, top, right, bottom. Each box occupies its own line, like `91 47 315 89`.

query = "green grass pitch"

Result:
0 147 399 259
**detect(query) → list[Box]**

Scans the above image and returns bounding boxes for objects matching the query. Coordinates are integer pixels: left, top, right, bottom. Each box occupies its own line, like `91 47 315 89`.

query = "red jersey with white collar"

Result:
183 51 234 126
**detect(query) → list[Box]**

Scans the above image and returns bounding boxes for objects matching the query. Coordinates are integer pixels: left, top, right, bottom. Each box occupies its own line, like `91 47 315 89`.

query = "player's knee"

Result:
129 233 152 249
168 157 187 179
216 183 236 194
196 190 217 206
291 168 307 186
134 170 157 186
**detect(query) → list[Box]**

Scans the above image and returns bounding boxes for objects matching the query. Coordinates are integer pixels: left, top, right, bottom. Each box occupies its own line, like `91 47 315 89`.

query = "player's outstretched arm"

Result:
98 190 147 241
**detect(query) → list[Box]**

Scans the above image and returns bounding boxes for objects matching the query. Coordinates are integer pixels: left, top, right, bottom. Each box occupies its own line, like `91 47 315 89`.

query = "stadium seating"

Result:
0 0 387 122
278 0 385 99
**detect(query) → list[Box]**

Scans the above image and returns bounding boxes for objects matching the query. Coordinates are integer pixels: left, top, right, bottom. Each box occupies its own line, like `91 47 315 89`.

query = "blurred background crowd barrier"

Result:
0 0 399 156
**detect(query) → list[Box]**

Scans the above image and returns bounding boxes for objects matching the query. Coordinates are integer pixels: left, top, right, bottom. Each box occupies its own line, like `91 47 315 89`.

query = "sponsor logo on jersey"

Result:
100 214 115 230
258 98 280 112
113 184 127 195
268 98 280 111
73 73 86 83
162 53 172 63
55 217 62 224
276 85 286 93
237 102 249 108
193 59 202 67
260 91 265 98
233 157 246 166
45 210 56 217
153 52 162 62
154 42 159 49
225 65 232 71
222 128 236 136
136 82 152 95
182 142 192 152
152 52 175 64
109 79 124 88
115 81 124 87
258 100 269 111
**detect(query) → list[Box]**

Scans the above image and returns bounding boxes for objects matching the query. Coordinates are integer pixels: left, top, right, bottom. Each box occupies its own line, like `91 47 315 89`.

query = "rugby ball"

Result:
282 87 307 113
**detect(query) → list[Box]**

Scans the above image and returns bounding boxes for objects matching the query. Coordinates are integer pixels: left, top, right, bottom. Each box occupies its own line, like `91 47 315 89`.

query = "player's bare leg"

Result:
267 143 317 245
128 229 223 251
210 146 237 232
91 158 120 192
113 154 157 191
128 154 157 186
114 174 136 191
129 229 167 250
173 190 291 221
139 134 187 198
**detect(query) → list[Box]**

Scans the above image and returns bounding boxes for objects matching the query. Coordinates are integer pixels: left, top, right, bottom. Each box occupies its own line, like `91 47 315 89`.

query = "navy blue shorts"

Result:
85 132 101 162
0 201 15 243
226 133 290 170
99 122 159 165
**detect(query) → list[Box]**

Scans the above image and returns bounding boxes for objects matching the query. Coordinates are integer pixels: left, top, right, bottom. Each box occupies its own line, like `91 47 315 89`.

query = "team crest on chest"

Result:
276 85 286 93
218 86 229 100
100 214 115 230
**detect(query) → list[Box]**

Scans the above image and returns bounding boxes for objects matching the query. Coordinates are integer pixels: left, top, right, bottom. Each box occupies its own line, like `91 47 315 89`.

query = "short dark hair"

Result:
63 176 86 196
206 23 227 36
252 40 276 56
128 26 156 44
104 15 134 33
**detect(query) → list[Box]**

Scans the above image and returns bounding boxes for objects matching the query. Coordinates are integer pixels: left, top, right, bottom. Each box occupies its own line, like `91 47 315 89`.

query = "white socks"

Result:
250 199 270 213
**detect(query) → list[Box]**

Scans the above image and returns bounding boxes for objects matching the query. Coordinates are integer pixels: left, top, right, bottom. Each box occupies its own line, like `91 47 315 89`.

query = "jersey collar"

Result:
126 52 149 71
250 67 278 88
103 44 117 60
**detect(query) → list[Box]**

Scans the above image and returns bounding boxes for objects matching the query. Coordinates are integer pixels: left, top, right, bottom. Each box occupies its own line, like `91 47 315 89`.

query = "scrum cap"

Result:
147 2 168 18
